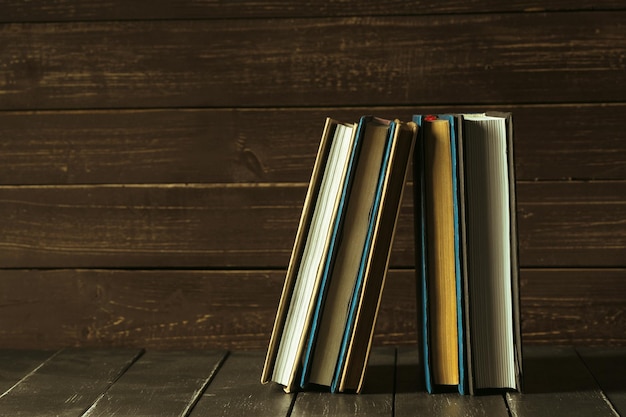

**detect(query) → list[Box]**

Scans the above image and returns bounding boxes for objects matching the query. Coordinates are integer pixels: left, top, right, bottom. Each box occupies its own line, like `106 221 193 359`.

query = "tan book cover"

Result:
338 120 417 393
307 119 391 386
261 118 356 391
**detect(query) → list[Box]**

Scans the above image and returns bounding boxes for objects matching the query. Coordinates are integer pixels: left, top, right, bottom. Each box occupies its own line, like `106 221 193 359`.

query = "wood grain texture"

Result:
0 349 142 416
290 348 395 416
0 269 286 350
517 181 626 267
191 351 294 417
83 350 226 417
1 104 624 185
506 346 619 417
0 350 58 395
0 184 303 269
520 269 626 345
577 347 626 416
0 181 623 268
395 348 511 417
0 1 624 351
1 0 624 22
1 13 624 109
0 348 622 416
0 269 622 350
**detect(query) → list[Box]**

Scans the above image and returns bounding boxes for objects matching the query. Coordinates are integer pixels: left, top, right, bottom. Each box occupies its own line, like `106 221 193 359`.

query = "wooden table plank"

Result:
2 105 624 186
2 0 624 22
83 350 226 417
190 351 294 417
1 13 624 110
506 346 618 417
1 181 624 269
0 347 623 416
520 269 626 345
0 349 141 416
577 347 626 416
289 347 395 417
0 350 58 395
0 269 623 351
395 347 510 417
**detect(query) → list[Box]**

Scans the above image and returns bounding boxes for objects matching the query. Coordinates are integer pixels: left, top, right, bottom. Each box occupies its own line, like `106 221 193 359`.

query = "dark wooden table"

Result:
0 346 623 416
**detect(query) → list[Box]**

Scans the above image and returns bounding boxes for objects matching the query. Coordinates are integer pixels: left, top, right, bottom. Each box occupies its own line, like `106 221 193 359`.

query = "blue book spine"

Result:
413 115 433 394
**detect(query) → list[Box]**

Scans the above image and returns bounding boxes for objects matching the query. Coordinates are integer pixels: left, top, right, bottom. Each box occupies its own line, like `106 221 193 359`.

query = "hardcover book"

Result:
414 112 523 395
262 116 417 393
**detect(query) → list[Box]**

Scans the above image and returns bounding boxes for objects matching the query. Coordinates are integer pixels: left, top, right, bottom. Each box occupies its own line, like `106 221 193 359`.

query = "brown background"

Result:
0 1 624 350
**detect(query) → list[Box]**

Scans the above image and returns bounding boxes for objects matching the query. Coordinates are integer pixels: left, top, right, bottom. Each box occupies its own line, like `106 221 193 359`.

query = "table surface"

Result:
0 346 623 416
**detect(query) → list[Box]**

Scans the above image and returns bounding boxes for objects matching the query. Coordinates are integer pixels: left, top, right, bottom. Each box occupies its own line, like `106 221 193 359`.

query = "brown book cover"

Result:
337 119 417 393
305 117 393 387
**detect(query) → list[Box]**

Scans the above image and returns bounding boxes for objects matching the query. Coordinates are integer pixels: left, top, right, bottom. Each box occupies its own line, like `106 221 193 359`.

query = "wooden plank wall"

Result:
0 1 624 350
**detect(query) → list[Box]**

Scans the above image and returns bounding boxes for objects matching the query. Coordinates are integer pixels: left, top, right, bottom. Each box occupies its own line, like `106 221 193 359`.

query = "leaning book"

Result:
262 116 417 393
414 112 523 395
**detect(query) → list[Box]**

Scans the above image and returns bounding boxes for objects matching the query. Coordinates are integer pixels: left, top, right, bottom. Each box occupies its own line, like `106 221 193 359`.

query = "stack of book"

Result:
261 112 522 395
414 112 522 394
261 116 417 393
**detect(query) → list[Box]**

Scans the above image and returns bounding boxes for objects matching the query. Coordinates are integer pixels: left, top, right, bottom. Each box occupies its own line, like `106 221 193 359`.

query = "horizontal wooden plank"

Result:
0 184 300 269
0 269 622 350
516 181 626 267
520 269 626 345
1 1 624 22
0 104 624 185
0 269 287 350
512 104 626 181
1 13 624 109
0 181 623 268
